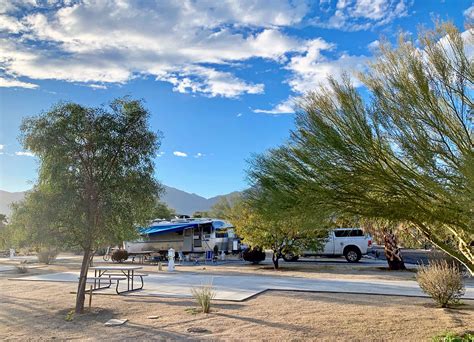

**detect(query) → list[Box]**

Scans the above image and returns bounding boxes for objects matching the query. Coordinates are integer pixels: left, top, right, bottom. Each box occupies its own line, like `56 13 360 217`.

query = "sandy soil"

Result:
1 262 473 341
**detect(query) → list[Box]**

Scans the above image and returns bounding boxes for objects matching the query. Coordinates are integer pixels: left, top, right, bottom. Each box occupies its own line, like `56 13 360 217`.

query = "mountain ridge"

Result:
0 186 241 217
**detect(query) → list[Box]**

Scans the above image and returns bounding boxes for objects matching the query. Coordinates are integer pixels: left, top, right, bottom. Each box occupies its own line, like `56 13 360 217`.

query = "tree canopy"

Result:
224 196 326 269
248 23 473 274
152 202 177 220
17 98 162 312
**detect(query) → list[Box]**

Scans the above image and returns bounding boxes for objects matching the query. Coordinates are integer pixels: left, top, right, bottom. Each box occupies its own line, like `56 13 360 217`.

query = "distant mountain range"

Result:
0 186 241 217
159 185 241 215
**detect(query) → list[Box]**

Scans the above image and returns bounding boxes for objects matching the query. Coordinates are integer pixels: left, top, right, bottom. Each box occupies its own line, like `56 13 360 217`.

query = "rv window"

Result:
202 224 212 235
216 232 228 238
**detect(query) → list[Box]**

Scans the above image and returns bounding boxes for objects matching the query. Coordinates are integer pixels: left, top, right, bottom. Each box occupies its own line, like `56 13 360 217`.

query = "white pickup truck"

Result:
283 228 372 263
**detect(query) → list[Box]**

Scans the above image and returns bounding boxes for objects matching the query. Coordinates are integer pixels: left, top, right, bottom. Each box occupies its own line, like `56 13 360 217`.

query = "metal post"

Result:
88 285 93 310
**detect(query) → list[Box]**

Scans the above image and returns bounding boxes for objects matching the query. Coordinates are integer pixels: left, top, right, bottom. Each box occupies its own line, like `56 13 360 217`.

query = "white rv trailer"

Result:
124 218 240 255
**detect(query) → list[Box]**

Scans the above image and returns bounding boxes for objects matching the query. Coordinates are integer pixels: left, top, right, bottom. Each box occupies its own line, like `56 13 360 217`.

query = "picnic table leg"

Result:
88 285 93 309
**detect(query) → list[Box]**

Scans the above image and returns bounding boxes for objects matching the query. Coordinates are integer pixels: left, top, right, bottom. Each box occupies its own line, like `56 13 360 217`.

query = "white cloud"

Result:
15 151 35 157
0 76 38 89
0 144 4 150
88 84 107 90
253 97 296 114
311 0 409 31
257 38 370 114
285 38 369 94
156 151 165 158
367 40 380 52
156 66 264 98
0 0 311 97
194 153 205 158
0 14 25 33
173 151 188 157
236 113 243 117
464 5 474 20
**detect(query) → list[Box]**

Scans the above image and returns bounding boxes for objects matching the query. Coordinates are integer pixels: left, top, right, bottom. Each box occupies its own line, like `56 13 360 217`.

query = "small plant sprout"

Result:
191 283 215 314
65 310 74 322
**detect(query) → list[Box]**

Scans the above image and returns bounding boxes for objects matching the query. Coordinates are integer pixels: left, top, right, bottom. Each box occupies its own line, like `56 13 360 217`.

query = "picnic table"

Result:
89 265 147 294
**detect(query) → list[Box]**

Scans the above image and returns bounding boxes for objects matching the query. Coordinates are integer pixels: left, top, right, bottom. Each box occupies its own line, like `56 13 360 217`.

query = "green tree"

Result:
209 193 241 218
192 211 210 218
0 214 9 250
152 202 176 220
19 98 162 312
248 23 473 274
227 197 325 269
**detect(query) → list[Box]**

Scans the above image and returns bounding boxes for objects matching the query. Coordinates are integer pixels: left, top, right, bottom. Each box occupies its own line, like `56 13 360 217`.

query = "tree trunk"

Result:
272 252 279 269
384 232 406 270
75 248 93 314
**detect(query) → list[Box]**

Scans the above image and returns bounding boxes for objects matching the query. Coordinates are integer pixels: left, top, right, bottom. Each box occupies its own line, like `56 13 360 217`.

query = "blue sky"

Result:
0 0 472 198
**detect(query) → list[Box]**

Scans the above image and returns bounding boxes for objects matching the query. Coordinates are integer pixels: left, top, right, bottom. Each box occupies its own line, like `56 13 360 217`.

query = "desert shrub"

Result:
242 246 266 264
417 260 465 307
432 331 474 342
37 249 58 264
111 249 129 263
429 249 468 274
191 284 215 313
16 263 28 274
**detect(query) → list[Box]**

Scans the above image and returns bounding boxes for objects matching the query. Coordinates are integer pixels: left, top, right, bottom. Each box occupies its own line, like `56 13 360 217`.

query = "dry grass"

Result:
191 284 215 313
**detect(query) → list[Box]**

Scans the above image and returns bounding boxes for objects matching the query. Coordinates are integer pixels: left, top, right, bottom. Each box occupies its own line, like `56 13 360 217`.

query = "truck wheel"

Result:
283 253 299 262
344 247 361 263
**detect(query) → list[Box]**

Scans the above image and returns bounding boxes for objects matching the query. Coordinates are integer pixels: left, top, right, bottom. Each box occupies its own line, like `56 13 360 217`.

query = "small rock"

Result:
187 327 210 334
104 319 128 326
147 315 159 320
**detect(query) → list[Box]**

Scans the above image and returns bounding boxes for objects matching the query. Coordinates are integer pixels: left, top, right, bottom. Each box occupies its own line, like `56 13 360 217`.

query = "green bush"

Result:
417 260 465 308
242 246 266 264
111 249 129 263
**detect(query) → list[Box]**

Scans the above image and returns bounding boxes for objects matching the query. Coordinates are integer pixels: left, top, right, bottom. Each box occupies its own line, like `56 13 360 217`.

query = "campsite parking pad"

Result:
13 270 474 301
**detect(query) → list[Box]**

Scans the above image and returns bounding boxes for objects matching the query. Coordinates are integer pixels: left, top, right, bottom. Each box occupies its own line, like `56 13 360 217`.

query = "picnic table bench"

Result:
89 265 148 294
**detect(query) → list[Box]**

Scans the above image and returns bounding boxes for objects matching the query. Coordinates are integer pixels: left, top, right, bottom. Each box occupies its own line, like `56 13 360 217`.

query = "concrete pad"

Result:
0 265 16 272
104 319 127 326
13 271 474 301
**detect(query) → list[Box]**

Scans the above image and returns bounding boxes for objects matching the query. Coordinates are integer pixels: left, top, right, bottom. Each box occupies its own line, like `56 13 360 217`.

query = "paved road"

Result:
368 246 450 265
